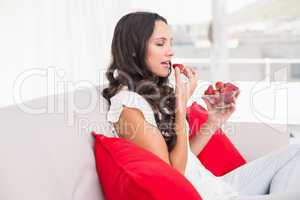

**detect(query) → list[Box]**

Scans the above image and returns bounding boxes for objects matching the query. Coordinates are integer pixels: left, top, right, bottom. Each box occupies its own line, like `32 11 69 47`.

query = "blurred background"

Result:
0 0 299 139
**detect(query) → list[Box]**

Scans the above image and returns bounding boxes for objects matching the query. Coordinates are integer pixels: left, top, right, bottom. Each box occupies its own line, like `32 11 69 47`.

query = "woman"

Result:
102 11 300 200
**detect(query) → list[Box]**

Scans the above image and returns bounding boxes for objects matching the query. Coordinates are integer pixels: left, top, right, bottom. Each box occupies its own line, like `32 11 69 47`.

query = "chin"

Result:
157 72 169 78
151 68 170 78
159 68 171 78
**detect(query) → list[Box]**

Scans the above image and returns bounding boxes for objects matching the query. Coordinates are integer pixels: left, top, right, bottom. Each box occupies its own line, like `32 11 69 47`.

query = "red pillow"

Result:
187 102 246 176
93 132 202 200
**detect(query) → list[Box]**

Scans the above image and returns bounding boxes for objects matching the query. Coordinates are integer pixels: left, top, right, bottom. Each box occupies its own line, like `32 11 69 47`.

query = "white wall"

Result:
0 0 131 108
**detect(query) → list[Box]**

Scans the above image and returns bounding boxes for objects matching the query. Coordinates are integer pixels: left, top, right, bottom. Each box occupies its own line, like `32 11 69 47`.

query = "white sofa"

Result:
0 85 290 200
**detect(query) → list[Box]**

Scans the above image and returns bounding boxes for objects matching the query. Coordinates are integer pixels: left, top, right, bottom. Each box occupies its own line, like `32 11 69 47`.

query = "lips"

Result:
161 61 170 68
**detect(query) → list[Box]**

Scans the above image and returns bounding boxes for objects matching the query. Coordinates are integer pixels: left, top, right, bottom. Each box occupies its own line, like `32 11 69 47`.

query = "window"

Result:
291 64 300 79
129 0 300 136
227 0 300 81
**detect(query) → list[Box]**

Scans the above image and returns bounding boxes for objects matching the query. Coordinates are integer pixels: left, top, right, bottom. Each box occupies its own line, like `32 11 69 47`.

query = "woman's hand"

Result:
190 90 238 156
172 66 197 173
202 96 237 132
174 66 198 113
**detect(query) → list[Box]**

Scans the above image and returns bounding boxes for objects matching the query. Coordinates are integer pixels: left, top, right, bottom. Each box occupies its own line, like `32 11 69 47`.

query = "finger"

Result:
227 103 236 113
175 67 180 83
202 97 214 110
183 67 193 79
191 69 199 82
190 67 197 76
231 96 237 104
230 103 236 111
235 90 240 98
174 67 182 90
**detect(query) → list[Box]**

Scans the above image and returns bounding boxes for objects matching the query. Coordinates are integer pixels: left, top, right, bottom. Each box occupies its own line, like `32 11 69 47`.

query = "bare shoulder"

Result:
113 106 170 164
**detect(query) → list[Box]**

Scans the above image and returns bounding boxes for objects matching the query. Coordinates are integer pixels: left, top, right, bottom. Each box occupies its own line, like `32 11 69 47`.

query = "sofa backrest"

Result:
0 86 109 200
226 122 289 161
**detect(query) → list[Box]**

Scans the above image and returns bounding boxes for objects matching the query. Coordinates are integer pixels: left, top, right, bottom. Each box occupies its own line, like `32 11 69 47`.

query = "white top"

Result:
106 86 238 200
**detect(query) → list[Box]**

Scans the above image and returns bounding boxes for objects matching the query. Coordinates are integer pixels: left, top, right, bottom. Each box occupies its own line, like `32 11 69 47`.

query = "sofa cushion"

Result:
187 102 246 176
93 132 202 200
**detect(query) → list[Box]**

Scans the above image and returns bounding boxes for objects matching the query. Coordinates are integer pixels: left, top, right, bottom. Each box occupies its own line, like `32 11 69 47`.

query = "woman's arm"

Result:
114 106 188 175
168 66 198 174
169 109 188 175
114 107 171 165
189 99 237 156
189 121 218 156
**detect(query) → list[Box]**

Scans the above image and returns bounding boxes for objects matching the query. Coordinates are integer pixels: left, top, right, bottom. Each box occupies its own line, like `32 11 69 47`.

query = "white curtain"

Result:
0 0 131 108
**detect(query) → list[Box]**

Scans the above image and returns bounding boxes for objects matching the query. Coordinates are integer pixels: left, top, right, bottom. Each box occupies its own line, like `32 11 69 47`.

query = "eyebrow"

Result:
154 37 173 41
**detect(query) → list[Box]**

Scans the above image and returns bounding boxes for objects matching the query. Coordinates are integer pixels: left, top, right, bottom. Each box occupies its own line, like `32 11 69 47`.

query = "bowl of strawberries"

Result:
202 81 240 109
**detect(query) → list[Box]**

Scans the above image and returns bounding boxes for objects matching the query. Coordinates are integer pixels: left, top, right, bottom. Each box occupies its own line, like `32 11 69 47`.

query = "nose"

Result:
166 45 174 58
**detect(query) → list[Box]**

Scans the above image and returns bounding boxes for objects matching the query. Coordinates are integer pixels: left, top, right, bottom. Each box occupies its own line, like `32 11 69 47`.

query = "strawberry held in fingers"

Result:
172 63 185 73
172 63 197 77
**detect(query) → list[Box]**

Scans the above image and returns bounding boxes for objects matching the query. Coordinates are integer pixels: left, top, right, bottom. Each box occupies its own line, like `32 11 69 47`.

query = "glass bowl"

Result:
202 90 240 109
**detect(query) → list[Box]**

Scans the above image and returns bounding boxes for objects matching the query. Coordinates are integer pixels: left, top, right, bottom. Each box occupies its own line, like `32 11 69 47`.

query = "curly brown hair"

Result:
102 11 177 152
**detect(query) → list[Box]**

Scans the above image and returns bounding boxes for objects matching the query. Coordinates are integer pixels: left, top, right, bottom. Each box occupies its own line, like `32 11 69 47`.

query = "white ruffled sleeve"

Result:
106 90 157 128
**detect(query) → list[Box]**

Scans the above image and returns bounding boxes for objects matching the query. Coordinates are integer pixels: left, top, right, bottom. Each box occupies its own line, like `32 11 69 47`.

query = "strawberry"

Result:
224 82 238 91
203 82 241 106
204 85 215 95
234 89 240 98
204 85 220 105
223 83 239 104
215 81 224 91
203 82 240 106
219 87 225 94
172 63 185 73
224 88 235 104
